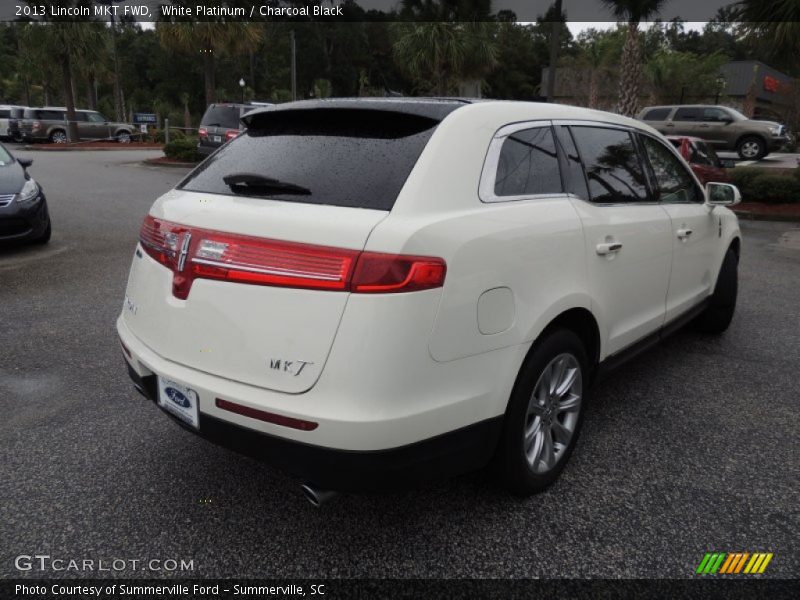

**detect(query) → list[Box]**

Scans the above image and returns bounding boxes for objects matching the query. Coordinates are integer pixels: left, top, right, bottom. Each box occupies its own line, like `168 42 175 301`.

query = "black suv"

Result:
197 103 261 156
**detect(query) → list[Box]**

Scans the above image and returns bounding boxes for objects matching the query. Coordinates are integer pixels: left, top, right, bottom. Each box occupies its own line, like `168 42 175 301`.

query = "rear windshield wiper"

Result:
223 173 311 196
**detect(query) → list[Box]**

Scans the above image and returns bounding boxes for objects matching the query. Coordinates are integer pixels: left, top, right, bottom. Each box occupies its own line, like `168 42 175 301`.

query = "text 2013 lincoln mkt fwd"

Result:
118 99 741 505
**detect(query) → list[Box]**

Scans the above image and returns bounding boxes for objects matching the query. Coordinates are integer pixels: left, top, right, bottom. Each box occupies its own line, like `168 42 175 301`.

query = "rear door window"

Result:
642 108 671 120
569 126 650 203
493 126 562 197
674 108 702 121
180 109 440 211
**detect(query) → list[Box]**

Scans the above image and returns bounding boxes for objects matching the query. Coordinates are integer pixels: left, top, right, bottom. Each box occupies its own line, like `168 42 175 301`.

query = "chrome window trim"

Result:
479 120 564 204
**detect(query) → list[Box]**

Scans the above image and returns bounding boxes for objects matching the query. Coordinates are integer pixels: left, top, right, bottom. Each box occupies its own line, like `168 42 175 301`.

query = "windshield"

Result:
725 107 748 121
0 144 13 165
180 109 439 211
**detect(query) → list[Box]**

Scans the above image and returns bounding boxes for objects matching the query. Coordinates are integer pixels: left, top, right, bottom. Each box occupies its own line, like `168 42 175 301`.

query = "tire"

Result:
736 136 766 160
495 328 589 496
49 130 67 144
32 219 51 245
116 130 131 143
693 248 738 334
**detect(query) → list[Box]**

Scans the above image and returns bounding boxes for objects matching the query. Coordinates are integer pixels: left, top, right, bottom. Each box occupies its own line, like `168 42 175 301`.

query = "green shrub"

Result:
730 168 800 203
163 136 202 162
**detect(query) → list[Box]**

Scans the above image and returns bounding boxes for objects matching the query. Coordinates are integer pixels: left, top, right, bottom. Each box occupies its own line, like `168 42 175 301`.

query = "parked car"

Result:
119 99 741 502
638 104 789 160
667 135 733 184
6 107 26 142
19 107 134 143
0 105 26 141
197 103 260 156
0 142 50 244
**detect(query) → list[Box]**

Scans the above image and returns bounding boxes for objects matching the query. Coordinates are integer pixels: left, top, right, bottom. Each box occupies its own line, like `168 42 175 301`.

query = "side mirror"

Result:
720 159 736 169
706 182 741 207
17 157 33 169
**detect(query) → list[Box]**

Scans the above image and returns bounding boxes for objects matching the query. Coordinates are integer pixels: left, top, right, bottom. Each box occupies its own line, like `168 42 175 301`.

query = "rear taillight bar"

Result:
138 215 446 299
215 398 318 431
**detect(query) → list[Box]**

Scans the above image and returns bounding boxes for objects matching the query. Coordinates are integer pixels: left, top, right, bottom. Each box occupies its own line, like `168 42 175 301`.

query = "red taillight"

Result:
198 127 208 138
225 129 238 140
215 398 318 431
138 216 446 299
352 252 446 293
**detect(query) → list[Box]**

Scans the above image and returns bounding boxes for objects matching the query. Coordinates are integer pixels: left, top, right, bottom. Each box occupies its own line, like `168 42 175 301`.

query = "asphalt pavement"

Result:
1 149 798 579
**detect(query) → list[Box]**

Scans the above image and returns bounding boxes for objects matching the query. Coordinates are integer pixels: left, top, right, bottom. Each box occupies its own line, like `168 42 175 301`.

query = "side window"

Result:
641 135 703 203
0 110 10 119
556 126 590 200
570 126 650 203
702 108 728 122
73 112 88 122
674 108 702 121
87 113 106 123
493 126 562 197
642 108 670 120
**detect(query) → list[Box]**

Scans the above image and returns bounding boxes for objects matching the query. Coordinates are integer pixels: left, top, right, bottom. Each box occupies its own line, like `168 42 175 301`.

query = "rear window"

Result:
180 109 439 211
24 109 64 120
0 110 10 119
200 105 245 130
642 108 670 120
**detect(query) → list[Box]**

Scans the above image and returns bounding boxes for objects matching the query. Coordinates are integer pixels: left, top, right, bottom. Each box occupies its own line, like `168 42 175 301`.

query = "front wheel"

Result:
116 131 132 143
49 130 67 144
736 136 766 160
496 329 589 496
693 248 738 334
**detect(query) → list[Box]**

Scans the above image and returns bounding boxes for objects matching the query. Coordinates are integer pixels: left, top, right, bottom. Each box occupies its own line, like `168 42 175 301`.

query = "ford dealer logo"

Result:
165 387 190 408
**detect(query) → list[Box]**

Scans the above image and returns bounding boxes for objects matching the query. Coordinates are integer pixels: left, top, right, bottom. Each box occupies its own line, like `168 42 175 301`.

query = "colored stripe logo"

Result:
696 552 773 574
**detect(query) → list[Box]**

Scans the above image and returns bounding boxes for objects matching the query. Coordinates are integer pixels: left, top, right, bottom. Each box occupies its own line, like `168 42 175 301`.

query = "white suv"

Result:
118 99 741 500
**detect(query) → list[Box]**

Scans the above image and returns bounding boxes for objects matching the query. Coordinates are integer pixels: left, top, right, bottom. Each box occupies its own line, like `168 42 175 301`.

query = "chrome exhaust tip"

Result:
301 483 337 507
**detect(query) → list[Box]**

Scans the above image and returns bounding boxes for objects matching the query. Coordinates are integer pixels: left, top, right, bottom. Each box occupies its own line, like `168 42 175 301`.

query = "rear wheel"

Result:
49 130 67 144
116 130 132 143
496 329 589 496
736 136 766 160
694 248 738 334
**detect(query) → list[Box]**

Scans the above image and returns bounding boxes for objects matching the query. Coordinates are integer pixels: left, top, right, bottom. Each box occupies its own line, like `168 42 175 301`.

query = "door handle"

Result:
596 242 623 255
677 228 693 240
698 124 710 128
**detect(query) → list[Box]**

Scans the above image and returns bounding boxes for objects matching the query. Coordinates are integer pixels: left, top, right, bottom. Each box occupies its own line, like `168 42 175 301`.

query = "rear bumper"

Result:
124 360 502 492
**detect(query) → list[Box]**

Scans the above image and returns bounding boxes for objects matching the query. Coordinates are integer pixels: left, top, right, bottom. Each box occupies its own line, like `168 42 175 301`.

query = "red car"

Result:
667 135 733 184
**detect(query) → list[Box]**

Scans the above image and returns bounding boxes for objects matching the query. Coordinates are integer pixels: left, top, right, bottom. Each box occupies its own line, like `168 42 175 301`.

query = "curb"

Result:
22 145 163 152
733 210 800 223
142 158 198 168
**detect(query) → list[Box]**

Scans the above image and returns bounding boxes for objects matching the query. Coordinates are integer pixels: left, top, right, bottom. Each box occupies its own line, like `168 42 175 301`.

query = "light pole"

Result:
239 78 245 103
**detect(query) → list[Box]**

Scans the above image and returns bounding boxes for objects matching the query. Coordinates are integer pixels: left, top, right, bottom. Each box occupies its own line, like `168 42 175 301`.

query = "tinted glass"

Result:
702 108 730 122
10 108 24 118
643 108 670 120
0 144 12 164
0 110 10 118
201 105 244 129
557 126 590 200
674 108 702 121
73 112 87 122
27 110 65 120
695 141 721 168
180 109 439 211
641 136 702 203
494 127 561 197
570 127 650 203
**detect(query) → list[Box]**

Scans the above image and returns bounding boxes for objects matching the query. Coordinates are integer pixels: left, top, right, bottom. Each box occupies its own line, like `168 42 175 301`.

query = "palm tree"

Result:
601 0 668 116
392 23 497 95
157 22 263 107
731 0 800 61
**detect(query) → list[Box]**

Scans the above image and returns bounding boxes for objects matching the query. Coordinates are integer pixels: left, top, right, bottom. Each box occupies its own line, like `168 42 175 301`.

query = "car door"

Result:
695 107 732 146
670 107 702 138
557 124 673 356
639 133 718 322
84 112 110 140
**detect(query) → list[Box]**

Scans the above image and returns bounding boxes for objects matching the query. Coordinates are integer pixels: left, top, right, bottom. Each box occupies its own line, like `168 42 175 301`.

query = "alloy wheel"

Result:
524 353 582 474
51 131 67 144
740 141 761 158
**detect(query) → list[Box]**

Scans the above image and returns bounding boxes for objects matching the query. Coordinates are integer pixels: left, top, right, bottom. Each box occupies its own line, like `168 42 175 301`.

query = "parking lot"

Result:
1 149 798 579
